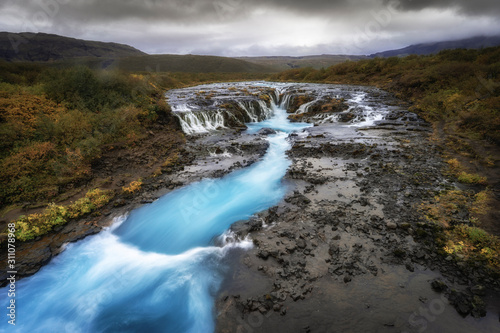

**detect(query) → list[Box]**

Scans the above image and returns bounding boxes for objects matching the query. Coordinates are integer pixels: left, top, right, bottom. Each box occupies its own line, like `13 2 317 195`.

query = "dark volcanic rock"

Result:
257 128 278 135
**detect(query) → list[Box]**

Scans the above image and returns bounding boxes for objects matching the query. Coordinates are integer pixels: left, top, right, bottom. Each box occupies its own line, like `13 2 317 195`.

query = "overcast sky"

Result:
0 0 499 56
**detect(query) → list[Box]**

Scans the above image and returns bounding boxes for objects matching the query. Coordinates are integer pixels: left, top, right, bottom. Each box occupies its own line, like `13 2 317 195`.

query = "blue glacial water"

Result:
0 103 310 333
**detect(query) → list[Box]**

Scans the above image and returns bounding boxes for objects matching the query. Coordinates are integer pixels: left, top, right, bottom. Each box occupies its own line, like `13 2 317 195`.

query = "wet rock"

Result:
285 191 311 207
328 242 340 255
113 198 127 207
258 306 268 314
332 233 341 241
431 279 449 292
296 239 307 249
338 112 355 122
257 250 270 260
386 222 398 230
257 128 277 135
470 285 486 296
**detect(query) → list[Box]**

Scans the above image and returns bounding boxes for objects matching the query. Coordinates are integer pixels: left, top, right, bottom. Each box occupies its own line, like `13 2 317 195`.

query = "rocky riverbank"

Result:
215 86 500 332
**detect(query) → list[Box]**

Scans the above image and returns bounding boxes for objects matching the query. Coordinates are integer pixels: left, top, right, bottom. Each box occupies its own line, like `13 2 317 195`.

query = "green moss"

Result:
13 188 114 242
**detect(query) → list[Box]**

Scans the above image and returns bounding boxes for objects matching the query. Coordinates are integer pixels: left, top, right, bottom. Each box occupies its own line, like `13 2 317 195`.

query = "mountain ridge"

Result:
0 32 146 62
370 35 500 58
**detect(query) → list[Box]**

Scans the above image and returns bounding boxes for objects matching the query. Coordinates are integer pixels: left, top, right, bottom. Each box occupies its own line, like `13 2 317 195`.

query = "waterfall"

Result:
296 99 317 114
174 99 275 135
280 93 294 110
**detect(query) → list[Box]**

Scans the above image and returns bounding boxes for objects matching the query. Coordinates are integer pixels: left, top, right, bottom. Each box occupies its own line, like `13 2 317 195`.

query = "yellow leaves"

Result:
446 158 461 170
441 225 500 270
122 179 142 194
0 91 64 133
162 152 179 169
471 191 490 215
420 190 471 228
0 142 56 179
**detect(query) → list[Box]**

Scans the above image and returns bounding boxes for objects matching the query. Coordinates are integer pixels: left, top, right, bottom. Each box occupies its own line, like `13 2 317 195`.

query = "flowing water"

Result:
0 87 311 333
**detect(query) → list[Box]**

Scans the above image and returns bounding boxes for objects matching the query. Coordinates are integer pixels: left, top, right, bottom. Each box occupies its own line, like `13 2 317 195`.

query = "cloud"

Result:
0 0 498 56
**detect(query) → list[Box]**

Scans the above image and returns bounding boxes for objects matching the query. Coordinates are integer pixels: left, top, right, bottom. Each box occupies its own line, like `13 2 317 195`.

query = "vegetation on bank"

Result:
14 189 113 241
0 61 268 241
272 48 500 274
0 63 166 208
420 189 500 272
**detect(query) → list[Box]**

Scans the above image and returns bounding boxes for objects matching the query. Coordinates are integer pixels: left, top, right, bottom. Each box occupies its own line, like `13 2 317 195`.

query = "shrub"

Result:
122 179 143 194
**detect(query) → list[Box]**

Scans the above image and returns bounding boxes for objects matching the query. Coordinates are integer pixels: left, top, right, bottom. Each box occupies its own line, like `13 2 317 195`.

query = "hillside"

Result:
65 54 275 73
0 32 146 62
237 54 367 71
371 35 500 58
0 32 274 73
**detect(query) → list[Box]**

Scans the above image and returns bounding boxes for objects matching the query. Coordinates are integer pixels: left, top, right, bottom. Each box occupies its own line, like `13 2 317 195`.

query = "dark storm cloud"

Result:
389 0 500 15
1 0 498 26
0 0 228 23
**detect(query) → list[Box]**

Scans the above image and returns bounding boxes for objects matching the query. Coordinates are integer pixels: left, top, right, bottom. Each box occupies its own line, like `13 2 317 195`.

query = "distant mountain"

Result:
0 32 146 62
237 55 367 71
60 54 274 73
371 35 500 58
0 32 273 73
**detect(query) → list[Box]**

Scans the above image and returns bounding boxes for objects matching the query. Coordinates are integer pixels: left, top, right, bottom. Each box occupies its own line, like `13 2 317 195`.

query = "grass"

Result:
442 225 500 271
420 189 499 272
446 158 488 185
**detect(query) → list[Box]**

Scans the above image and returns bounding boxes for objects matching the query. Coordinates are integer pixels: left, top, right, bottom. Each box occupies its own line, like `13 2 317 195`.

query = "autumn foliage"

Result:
0 64 166 207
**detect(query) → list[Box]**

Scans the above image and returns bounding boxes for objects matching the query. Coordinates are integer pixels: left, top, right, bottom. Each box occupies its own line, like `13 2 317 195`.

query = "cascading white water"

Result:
173 100 275 135
237 101 259 122
280 93 294 110
176 110 227 134
296 99 316 114
347 93 385 127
